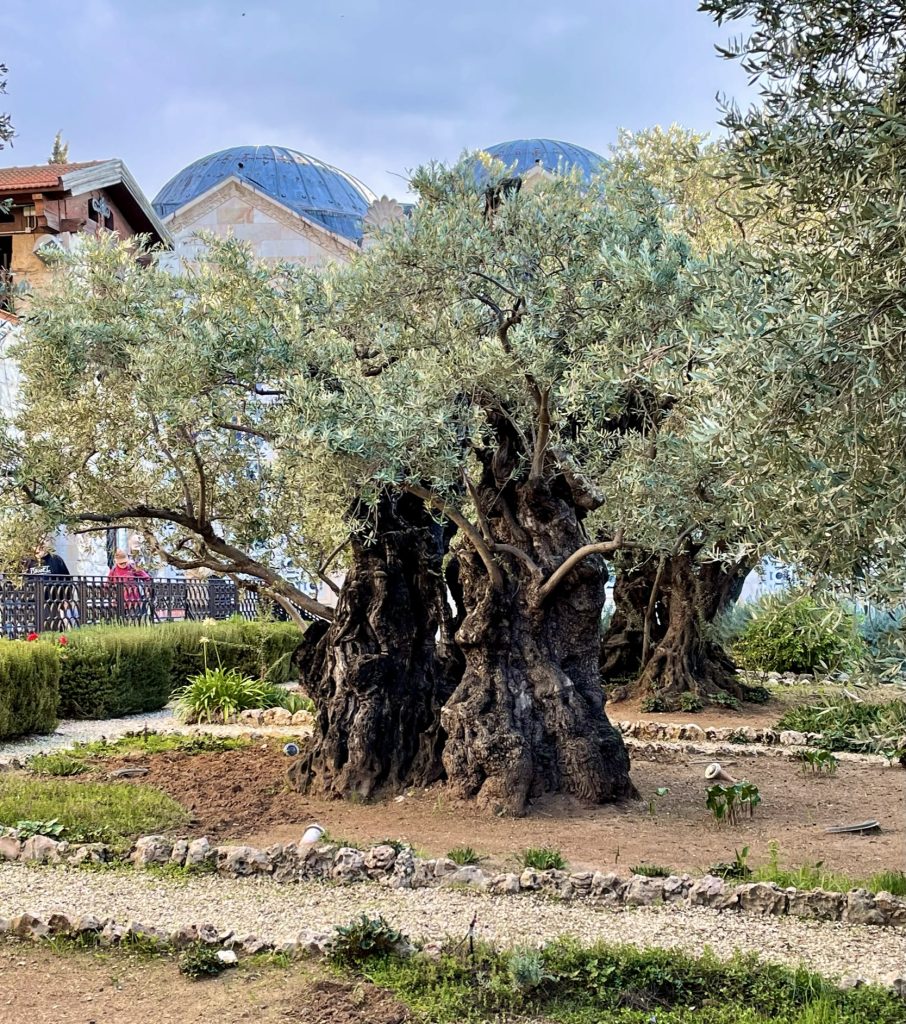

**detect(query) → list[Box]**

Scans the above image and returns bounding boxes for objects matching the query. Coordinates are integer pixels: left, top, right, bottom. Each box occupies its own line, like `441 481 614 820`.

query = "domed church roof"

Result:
152 145 376 242
479 138 606 181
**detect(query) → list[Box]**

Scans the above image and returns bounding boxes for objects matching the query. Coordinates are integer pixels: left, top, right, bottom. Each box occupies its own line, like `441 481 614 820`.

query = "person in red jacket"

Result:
106 548 152 620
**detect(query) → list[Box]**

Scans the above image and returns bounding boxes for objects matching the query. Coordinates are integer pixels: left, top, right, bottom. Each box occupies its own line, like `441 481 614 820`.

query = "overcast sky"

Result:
1 0 750 202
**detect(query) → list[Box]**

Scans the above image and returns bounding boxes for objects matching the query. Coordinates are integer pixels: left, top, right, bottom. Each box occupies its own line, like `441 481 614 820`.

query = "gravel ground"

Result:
0 864 903 984
0 709 308 763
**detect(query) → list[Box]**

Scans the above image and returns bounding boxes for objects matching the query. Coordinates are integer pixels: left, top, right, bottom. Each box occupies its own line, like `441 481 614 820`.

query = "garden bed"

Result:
4 737 901 879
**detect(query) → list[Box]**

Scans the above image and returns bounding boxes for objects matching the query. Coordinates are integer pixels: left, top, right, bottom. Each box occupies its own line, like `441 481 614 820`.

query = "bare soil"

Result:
0 941 410 1024
86 739 905 878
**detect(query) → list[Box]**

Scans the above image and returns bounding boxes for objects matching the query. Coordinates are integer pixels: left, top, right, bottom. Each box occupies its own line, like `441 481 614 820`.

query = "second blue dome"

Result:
479 138 606 181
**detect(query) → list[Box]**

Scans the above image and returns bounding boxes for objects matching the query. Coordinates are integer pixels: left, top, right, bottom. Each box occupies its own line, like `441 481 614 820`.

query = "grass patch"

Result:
71 731 250 759
24 733 250 780
361 939 905 1024
0 776 188 844
28 753 90 777
629 863 672 878
517 846 567 871
750 845 906 895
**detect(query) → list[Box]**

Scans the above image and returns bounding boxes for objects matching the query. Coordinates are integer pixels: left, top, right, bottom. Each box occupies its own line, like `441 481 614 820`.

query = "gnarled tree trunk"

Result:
441 439 634 815
288 492 461 799
632 554 748 704
599 553 666 685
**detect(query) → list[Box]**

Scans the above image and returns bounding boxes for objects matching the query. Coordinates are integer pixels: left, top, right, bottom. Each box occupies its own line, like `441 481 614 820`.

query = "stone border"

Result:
1 906 903 999
618 720 824 747
2 831 904 930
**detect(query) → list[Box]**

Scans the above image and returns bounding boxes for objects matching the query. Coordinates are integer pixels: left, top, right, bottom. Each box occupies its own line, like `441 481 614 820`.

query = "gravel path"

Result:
0 709 307 763
0 864 903 984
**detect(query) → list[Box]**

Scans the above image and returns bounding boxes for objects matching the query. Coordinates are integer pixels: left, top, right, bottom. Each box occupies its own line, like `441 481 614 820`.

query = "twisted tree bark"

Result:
440 425 634 816
288 492 461 799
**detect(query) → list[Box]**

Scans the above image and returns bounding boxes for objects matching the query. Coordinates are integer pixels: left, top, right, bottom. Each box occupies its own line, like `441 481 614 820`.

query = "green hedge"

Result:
0 640 60 739
54 619 302 720
156 619 302 690
56 626 174 719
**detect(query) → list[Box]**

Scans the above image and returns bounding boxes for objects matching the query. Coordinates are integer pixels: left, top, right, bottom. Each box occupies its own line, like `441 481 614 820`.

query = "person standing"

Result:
106 549 152 621
26 540 74 631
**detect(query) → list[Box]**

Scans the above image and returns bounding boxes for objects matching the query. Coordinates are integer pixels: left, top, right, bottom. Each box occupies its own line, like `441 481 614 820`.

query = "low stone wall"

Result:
0 908 330 959
616 720 822 747
2 831 904 930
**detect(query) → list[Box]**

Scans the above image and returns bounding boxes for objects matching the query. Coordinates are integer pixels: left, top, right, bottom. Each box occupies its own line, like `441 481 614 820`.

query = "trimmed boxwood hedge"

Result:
0 640 60 739
54 619 302 720
56 626 174 719
156 619 301 690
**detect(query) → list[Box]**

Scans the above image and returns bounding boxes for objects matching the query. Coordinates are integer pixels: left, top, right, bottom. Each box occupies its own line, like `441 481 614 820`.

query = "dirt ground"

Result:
0 941 410 1024
81 739 905 878
606 695 787 729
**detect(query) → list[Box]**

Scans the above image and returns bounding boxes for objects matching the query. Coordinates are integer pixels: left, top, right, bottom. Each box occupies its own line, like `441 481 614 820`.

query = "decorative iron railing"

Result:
0 574 300 638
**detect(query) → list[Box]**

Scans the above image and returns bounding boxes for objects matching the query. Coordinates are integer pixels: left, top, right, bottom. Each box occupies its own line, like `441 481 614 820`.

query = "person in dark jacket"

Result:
26 541 74 631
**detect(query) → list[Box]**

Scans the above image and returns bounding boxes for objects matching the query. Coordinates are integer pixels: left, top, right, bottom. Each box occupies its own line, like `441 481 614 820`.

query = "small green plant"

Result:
706 781 761 825
795 749 838 775
647 785 669 816
174 666 286 723
740 683 772 705
629 863 672 877
678 692 704 713
710 846 752 880
711 691 741 710
279 691 315 714
507 948 552 993
331 914 408 965
178 943 232 979
28 753 90 777
12 817 65 839
639 692 669 713
518 846 567 871
447 845 481 865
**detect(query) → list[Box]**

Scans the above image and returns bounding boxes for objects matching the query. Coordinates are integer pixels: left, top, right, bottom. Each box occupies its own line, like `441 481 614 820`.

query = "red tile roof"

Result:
0 161 104 192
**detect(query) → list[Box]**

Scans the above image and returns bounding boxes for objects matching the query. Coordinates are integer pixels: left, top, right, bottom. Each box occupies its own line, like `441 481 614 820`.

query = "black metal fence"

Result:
0 574 269 638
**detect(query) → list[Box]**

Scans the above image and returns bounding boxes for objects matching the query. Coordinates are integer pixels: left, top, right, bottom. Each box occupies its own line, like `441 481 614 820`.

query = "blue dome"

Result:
479 138 606 181
152 145 376 242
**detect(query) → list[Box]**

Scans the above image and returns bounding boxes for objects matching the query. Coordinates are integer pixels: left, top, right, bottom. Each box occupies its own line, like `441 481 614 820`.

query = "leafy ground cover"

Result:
363 938 905 1024
777 695 906 755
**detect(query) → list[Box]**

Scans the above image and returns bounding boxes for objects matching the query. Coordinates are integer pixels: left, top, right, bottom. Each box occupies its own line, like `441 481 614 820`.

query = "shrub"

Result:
0 776 189 844
55 626 173 719
518 846 567 871
447 845 480 865
678 692 704 713
174 666 286 723
732 592 862 674
0 639 60 739
331 914 409 965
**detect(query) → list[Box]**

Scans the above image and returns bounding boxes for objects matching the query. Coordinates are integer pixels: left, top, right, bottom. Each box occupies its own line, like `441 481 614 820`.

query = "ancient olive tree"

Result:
286 159 778 806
